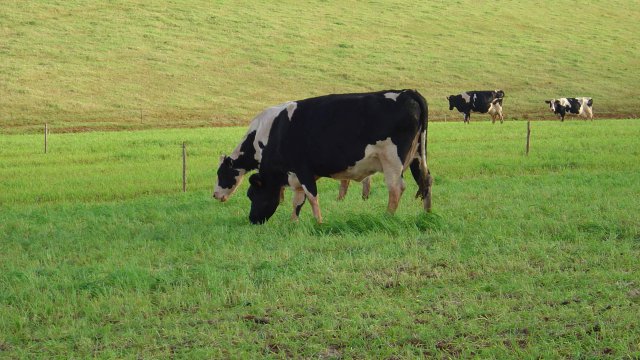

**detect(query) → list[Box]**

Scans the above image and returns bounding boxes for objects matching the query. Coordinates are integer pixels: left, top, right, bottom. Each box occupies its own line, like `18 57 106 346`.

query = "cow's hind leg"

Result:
296 172 322 223
337 180 349 201
381 155 405 214
361 176 371 200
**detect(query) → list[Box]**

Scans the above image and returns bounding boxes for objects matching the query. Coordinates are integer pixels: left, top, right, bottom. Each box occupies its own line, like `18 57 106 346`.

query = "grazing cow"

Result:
545 97 593 121
246 89 433 224
447 90 505 123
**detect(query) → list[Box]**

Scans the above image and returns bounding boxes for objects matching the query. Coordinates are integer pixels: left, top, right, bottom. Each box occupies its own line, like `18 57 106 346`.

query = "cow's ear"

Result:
446 96 450 100
249 173 263 187
544 100 550 104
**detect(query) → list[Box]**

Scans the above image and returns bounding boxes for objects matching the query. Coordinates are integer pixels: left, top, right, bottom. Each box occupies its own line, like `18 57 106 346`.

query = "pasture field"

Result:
1 119 639 358
2 1 640 133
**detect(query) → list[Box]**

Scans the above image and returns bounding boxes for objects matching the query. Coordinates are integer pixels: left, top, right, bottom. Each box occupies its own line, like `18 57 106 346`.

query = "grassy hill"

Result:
2 1 640 133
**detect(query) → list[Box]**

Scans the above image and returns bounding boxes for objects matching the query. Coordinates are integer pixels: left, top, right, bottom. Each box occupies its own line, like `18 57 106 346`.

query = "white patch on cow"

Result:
330 137 414 182
384 92 401 101
578 97 593 119
558 98 571 108
228 105 286 161
286 102 297 120
488 101 502 116
461 92 471 103
287 172 302 189
248 102 293 162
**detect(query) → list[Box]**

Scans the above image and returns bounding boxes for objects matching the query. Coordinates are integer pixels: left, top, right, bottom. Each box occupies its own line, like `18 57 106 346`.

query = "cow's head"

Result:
545 99 558 113
247 173 282 224
447 95 459 111
495 89 505 98
213 155 246 202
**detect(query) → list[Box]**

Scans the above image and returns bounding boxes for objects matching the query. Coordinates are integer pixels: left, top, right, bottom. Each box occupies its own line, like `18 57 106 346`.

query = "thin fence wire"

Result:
2 108 639 133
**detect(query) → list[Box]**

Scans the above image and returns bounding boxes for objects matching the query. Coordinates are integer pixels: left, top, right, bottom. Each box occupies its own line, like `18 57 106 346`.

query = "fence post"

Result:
526 120 531 156
182 142 187 192
44 123 48 154
140 109 143 124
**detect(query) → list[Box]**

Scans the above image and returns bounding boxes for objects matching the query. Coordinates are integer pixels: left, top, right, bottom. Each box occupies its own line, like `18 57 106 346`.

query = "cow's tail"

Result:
407 90 432 212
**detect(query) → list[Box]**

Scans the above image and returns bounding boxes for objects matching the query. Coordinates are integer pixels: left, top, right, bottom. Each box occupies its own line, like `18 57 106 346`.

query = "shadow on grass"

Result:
303 211 445 236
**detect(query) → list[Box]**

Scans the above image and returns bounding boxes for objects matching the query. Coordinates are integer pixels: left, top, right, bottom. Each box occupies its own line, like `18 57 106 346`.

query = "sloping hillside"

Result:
2 1 639 132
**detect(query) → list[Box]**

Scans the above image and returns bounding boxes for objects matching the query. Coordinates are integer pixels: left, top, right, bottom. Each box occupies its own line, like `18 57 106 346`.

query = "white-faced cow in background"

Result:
447 90 505 123
545 97 593 121
246 89 432 224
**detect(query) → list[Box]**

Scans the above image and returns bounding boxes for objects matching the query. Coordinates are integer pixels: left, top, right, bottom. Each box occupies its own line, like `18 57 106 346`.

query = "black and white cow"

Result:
213 103 373 205
246 89 433 224
447 90 505 123
545 97 593 121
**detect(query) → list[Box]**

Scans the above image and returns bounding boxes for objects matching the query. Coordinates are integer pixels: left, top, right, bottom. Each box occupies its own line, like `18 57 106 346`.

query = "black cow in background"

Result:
545 97 593 121
447 90 505 123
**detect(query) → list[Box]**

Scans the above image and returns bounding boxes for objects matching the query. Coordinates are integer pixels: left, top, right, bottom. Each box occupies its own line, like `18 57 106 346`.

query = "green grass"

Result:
2 1 640 133
1 120 639 358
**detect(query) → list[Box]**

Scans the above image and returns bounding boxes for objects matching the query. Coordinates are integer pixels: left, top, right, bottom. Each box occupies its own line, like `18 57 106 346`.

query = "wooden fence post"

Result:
526 120 531 156
182 142 187 192
44 123 48 154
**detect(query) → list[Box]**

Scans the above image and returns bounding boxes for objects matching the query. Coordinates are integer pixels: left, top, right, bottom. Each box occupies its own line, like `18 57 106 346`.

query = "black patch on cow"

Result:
233 131 259 170
216 131 260 190
216 157 240 189
566 98 581 114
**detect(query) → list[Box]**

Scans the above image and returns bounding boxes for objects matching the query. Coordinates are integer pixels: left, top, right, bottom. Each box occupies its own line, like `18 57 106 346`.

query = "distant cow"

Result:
246 89 433 224
545 97 593 121
447 90 505 123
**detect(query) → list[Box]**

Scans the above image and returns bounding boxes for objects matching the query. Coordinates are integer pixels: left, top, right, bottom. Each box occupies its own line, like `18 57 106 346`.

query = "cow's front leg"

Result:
337 180 349 200
290 188 306 221
361 176 371 200
299 178 322 223
381 157 405 214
